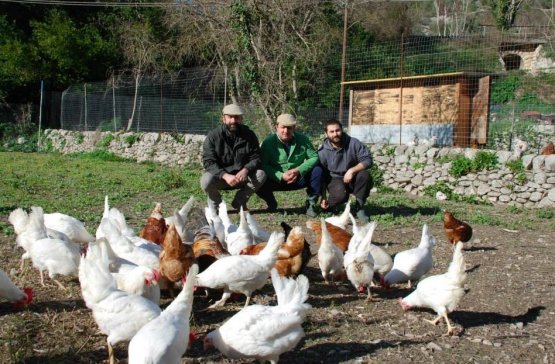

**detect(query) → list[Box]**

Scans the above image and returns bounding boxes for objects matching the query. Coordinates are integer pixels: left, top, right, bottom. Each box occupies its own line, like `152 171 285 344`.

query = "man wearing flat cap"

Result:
256 113 323 217
201 103 266 211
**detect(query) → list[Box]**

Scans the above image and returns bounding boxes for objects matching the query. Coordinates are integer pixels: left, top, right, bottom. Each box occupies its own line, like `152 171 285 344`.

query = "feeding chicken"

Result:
383 224 436 289
139 202 167 245
399 242 467 336
226 207 255 255
317 218 345 284
195 231 284 308
344 221 376 300
159 217 195 293
240 223 311 277
128 264 199 364
443 210 473 246
192 224 230 273
80 240 161 364
203 268 310 363
325 203 351 229
0 269 33 308
218 200 238 237
22 207 81 289
305 219 352 252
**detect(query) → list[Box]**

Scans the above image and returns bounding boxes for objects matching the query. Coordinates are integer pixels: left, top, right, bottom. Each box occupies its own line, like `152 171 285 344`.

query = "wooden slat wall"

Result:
470 76 491 146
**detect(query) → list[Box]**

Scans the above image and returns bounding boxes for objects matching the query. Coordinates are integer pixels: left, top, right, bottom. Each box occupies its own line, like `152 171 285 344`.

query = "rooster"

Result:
80 240 161 364
305 219 352 252
317 218 345 284
139 203 167 245
383 224 435 289
240 224 311 277
443 210 472 246
203 268 310 363
399 242 467 336
195 231 284 308
344 221 376 299
0 269 33 308
128 264 198 364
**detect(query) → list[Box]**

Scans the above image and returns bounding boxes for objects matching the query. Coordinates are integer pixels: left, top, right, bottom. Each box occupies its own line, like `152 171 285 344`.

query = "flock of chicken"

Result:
1 196 473 364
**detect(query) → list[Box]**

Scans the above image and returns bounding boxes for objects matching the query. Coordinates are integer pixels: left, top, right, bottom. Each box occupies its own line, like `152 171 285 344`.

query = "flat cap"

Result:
276 113 297 126
222 103 244 115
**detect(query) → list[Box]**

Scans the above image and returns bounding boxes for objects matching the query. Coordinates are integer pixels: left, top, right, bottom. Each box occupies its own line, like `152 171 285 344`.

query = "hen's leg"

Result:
407 280 412 289
39 270 46 287
424 315 442 326
244 294 251 308
208 292 231 309
53 278 67 290
443 312 455 336
108 341 115 364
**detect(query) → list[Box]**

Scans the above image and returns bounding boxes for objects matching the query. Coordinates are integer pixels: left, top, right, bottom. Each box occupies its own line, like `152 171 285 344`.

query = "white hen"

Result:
384 224 436 288
79 240 161 364
25 207 81 289
218 200 238 237
344 221 376 300
226 207 255 255
325 203 351 229
204 268 310 363
0 269 33 307
245 210 271 243
399 242 466 336
43 212 93 244
128 264 198 364
195 231 284 308
317 218 345 284
204 205 226 247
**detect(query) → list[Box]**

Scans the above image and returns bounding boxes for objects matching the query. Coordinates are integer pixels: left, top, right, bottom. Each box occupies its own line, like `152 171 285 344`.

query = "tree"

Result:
487 0 525 30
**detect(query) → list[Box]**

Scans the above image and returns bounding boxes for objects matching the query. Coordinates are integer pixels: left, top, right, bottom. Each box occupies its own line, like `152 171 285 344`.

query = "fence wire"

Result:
59 33 555 151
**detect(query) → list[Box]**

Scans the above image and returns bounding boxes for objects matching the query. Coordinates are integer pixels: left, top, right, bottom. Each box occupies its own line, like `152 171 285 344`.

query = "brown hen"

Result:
443 210 473 245
541 141 554 156
139 203 168 245
192 226 230 273
305 219 352 252
240 222 311 277
159 224 195 291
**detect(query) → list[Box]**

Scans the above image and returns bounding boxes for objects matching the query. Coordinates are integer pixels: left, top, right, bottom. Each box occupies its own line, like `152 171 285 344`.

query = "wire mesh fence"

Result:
59 32 555 151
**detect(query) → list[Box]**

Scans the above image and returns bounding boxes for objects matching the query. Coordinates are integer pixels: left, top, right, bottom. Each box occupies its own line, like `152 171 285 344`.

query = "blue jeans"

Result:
256 165 324 208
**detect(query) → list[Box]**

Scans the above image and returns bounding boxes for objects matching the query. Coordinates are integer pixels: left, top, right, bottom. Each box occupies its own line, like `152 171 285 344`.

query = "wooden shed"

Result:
344 72 491 147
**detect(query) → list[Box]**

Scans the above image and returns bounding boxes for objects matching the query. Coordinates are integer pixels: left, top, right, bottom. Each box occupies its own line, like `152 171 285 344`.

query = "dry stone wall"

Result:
44 129 555 208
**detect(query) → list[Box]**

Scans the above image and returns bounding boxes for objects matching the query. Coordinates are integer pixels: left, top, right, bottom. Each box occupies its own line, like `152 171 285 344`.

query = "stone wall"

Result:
43 129 555 208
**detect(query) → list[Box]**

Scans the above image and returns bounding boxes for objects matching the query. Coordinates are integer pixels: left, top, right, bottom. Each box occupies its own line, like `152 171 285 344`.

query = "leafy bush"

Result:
97 133 114 148
369 164 383 189
449 155 474 177
0 121 39 152
473 151 498 171
423 181 453 200
123 134 139 147
75 132 85 144
505 160 527 184
537 209 554 219
491 74 521 104
154 169 187 191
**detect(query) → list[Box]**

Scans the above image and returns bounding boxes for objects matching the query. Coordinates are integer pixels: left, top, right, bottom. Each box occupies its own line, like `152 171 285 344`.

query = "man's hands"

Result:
223 168 249 187
320 199 329 209
343 168 355 183
282 169 300 184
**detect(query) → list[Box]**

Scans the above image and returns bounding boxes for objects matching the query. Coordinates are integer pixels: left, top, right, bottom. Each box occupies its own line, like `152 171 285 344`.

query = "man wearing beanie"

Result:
256 113 323 217
201 103 266 211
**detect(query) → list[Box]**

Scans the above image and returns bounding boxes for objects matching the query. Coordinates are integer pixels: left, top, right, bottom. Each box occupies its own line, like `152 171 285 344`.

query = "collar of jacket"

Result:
221 123 246 137
276 132 296 145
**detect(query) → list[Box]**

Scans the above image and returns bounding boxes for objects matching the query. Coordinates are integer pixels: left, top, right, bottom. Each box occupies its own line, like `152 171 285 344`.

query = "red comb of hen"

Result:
357 286 365 293
153 269 161 282
189 331 197 342
14 288 33 308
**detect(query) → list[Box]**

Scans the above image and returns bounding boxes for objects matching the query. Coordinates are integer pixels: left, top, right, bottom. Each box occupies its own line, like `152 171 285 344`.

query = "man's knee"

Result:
200 172 218 191
252 169 267 186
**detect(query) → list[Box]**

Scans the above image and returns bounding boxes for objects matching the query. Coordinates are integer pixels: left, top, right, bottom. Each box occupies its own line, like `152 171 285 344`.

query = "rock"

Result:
496 151 512 164
516 322 524 329
522 154 535 170
476 184 491 195
545 155 555 172
534 172 547 184
426 148 439 158
538 196 555 208
395 155 409 165
411 175 423 185
426 342 442 351
482 340 493 346
494 343 502 347
533 156 546 171
375 156 391 164
529 191 543 202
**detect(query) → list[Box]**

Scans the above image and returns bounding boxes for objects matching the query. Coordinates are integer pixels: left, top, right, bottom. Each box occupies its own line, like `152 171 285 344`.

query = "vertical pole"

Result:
338 0 349 123
37 80 44 151
224 65 228 106
398 33 404 145
160 73 163 130
84 83 88 131
112 75 116 131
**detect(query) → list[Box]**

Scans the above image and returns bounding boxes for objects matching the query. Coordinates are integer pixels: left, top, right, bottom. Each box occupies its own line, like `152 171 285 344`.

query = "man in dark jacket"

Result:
318 119 372 220
201 103 266 211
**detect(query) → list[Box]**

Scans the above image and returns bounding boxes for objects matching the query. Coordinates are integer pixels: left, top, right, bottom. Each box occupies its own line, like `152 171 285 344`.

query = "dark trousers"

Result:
256 165 324 205
325 170 371 210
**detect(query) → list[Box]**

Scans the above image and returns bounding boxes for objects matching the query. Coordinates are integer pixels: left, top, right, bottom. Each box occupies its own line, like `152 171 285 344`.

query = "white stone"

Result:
522 154 535 170
545 155 555 172
491 180 503 188
496 151 512 164
538 196 555 208
423 177 437 186
529 191 543 202
499 195 511 202
549 188 555 202
411 175 423 185
534 172 547 184
476 184 491 195
533 156 546 171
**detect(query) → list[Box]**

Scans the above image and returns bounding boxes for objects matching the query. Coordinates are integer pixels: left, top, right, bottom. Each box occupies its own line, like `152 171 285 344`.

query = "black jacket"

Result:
318 133 372 178
202 124 262 178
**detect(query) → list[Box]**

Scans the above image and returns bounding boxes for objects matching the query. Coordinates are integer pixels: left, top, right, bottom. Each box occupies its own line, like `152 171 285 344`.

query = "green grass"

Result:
0 151 552 232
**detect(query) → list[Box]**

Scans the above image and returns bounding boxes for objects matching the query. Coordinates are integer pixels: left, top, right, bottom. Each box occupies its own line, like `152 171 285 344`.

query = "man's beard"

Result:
226 123 238 132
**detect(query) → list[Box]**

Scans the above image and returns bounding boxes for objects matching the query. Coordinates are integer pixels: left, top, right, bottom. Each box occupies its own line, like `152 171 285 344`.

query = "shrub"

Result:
506 159 528 185
473 151 498 171
97 133 114 148
449 155 473 177
155 169 186 191
75 132 85 144
423 181 453 200
369 164 383 189
123 134 139 147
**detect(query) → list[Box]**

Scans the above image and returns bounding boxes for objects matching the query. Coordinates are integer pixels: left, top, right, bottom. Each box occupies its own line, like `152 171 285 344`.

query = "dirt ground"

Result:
0 207 554 364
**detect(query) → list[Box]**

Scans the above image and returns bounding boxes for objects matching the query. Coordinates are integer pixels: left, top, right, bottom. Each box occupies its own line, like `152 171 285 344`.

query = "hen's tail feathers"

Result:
320 218 331 244
79 239 117 305
271 268 310 311
175 264 198 312
103 195 110 219
179 196 196 218
447 242 466 285
28 206 47 238
419 223 436 249
258 231 284 262
8 208 29 234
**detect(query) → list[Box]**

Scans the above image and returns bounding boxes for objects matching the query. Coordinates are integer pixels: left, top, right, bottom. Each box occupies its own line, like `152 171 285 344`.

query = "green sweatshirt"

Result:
260 132 319 182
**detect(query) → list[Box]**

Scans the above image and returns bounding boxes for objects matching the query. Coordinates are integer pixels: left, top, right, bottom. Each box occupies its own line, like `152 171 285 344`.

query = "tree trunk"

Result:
126 72 141 131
